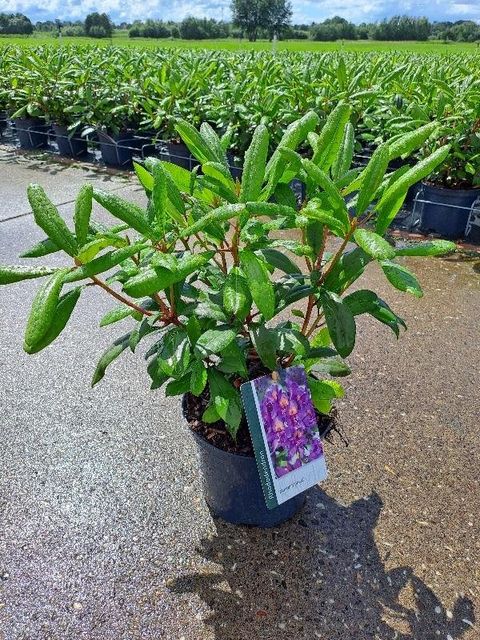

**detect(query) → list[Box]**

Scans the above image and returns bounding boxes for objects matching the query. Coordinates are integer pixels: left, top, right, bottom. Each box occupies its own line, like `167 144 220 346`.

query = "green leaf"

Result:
190 361 208 396
76 235 128 263
250 325 277 370
312 102 351 172
20 237 60 259
0 265 58 285
91 333 131 386
100 305 134 327
92 189 152 237
331 122 355 181
65 242 145 282
186 315 202 344
179 203 245 238
388 122 438 162
195 328 236 357
265 111 319 192
27 184 78 257
320 291 356 358
240 250 275 320
276 326 309 356
308 378 344 414
74 184 93 248
266 111 319 178
196 299 227 322
380 260 423 298
156 327 191 378
356 144 390 216
375 145 450 235
175 119 219 164
310 326 331 348
151 163 168 240
123 252 212 298
257 248 301 275
305 220 326 254
303 199 348 237
308 356 351 377
202 404 220 423
200 122 229 167
302 161 348 215
203 161 236 192
207 369 242 437
26 287 81 354
146 158 186 216
200 174 238 204
134 161 154 191
353 229 396 260
222 268 252 321
343 289 406 336
343 289 379 315
245 201 297 220
395 240 456 257
218 340 247 375
274 183 298 209
165 374 192 397
240 124 269 203
369 300 407 337
23 269 68 353
323 247 371 294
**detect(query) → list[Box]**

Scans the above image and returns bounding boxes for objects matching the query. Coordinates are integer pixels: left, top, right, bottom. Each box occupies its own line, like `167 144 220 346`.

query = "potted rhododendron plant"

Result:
0 105 456 527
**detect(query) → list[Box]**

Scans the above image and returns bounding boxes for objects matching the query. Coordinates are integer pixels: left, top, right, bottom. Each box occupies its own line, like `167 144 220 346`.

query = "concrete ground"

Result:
0 147 479 640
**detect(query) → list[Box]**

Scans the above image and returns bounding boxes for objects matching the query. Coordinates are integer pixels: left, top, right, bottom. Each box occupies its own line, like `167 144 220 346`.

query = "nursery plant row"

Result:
1 44 479 239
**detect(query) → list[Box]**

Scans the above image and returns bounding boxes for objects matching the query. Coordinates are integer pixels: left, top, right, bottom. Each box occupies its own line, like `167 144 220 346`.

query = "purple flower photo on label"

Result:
255 367 323 479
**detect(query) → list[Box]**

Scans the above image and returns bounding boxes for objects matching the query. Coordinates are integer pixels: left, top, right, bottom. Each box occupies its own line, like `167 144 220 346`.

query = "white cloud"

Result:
0 0 232 22
0 0 479 24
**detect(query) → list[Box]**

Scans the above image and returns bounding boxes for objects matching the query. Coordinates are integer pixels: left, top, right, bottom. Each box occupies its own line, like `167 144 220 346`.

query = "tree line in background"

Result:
1 6 480 43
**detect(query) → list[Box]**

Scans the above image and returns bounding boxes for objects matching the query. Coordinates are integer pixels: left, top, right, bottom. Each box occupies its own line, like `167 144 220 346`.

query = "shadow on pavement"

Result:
170 491 475 639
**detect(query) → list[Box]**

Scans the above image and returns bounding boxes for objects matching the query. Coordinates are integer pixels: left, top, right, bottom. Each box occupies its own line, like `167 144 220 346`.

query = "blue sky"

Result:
1 0 479 25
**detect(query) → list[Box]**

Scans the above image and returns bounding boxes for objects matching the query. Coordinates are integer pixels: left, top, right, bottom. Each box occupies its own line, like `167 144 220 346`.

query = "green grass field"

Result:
1 33 479 54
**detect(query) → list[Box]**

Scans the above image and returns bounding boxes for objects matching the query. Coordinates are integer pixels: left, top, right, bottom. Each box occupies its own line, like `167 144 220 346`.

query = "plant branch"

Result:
318 220 357 286
90 275 153 316
306 313 325 339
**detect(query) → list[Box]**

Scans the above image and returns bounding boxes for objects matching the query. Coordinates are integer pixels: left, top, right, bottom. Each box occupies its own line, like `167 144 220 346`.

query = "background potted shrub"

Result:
73 70 147 168
417 86 480 239
0 72 8 134
140 57 213 170
40 59 89 158
0 109 456 527
6 67 50 150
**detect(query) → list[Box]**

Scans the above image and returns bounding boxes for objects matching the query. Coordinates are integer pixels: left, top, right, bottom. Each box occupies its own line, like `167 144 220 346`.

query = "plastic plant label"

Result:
241 366 328 510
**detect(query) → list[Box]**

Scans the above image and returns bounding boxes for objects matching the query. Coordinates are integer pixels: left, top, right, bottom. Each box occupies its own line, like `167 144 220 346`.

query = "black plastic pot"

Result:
98 130 145 168
159 141 192 170
465 198 480 244
0 111 7 134
418 182 479 239
52 124 88 158
190 429 305 528
290 178 306 206
227 152 243 180
13 117 50 150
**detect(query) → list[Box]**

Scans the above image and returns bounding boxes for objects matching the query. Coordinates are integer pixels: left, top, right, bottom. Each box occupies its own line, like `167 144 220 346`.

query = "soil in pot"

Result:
419 182 480 239
52 124 88 158
13 117 50 150
183 385 336 528
98 130 144 168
